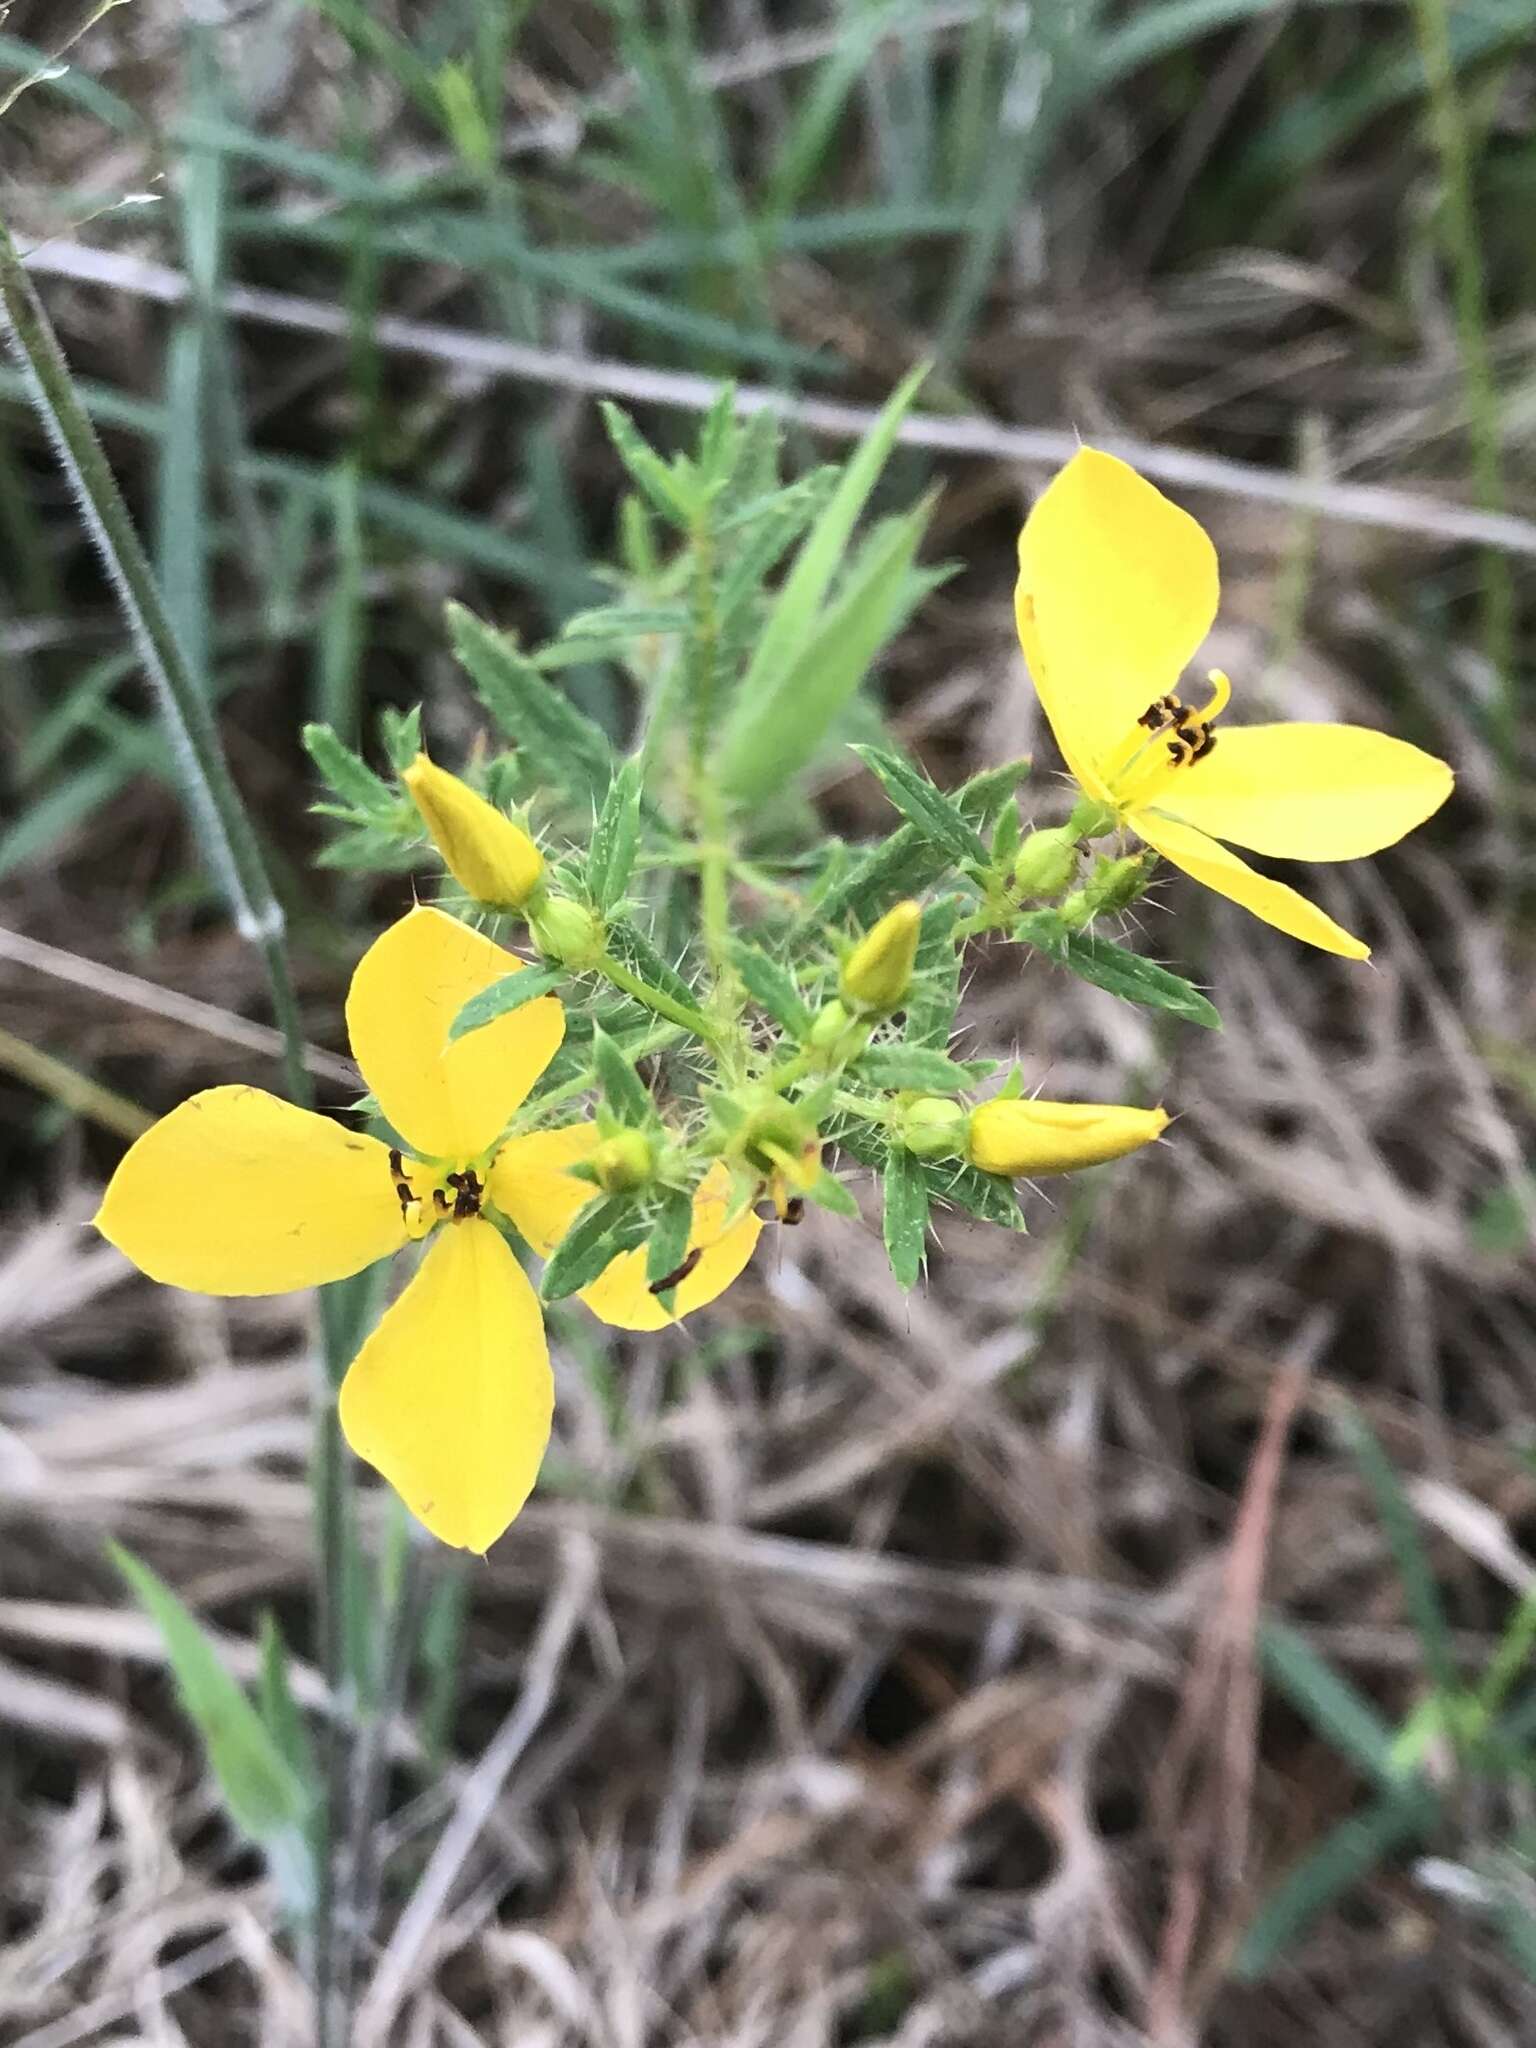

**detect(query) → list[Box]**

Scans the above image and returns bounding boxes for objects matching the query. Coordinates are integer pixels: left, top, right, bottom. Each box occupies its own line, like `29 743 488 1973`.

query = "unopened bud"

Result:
1060 852 1154 929
591 1129 655 1194
841 901 922 1013
402 752 544 909
898 1097 968 1161
529 894 605 970
1011 825 1078 899
967 1097 1168 1178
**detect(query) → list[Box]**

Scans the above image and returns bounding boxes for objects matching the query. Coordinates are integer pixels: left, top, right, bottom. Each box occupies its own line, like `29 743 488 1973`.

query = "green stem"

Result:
0 216 350 2048
1408 0 1516 786
596 951 721 1046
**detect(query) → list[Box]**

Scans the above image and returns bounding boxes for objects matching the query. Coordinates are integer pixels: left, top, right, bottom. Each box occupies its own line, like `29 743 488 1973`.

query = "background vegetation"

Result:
2 2 1535 2043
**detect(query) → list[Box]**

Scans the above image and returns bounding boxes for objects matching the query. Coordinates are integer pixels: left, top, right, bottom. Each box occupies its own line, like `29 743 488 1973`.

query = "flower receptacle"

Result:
897 1096 968 1161
528 894 606 971
1011 825 1079 900
590 1129 656 1194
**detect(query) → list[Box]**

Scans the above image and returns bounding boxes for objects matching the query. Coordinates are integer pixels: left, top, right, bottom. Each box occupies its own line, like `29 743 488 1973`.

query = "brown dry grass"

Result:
3 4 1536 2045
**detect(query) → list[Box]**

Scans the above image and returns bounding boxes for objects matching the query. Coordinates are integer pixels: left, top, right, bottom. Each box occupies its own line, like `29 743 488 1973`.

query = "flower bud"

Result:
591 1129 655 1194
897 1097 968 1161
966 1097 1168 1178
528 895 606 971
402 752 544 909
1011 825 1078 899
808 999 853 1050
841 901 922 1014
1060 851 1154 929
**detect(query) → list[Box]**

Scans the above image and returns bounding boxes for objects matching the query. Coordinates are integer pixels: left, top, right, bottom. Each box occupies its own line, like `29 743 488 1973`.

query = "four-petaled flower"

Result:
1015 448 1454 957
94 906 760 1553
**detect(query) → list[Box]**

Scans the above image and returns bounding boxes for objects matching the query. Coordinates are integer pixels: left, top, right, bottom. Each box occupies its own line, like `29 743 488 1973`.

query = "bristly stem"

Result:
597 950 721 1047
1407 0 1516 788
0 215 351 2048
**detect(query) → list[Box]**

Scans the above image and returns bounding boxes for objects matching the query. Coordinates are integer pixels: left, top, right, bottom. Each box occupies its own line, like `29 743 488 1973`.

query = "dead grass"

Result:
3 3 1536 2044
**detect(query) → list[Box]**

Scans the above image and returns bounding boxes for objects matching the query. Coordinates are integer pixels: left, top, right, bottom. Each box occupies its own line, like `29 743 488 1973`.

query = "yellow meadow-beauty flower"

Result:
94 906 758 1551
1015 449 1453 958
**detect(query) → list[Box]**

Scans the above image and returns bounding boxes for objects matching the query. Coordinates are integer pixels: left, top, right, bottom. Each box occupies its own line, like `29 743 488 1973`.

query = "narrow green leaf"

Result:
560 604 689 645
302 721 395 817
857 1045 982 1093
850 744 991 866
540 1193 647 1302
923 1157 1026 1230
733 361 928 708
110 1543 307 1841
605 915 698 1009
1335 1402 1458 1698
591 1023 651 1125
718 500 945 804
447 602 612 804
645 1184 695 1313
882 1147 930 1290
258 1611 317 1790
904 894 965 1050
733 942 811 1034
598 401 699 526
1015 913 1222 1031
1234 1790 1437 1981
587 758 643 912
450 966 562 1042
1258 1621 1403 1790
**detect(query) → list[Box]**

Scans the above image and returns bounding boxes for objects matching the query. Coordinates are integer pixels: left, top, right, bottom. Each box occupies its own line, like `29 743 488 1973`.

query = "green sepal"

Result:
645 1184 696 1313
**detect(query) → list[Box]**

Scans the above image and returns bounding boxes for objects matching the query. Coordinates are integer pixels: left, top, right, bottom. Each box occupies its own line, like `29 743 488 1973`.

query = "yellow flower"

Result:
402 751 544 909
92 906 758 1551
841 900 922 1012
1015 449 1453 958
967 1096 1168 1177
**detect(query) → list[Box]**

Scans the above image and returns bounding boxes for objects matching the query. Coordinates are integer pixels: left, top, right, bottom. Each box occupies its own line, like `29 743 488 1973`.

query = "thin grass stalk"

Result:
0 215 351 2048
1407 0 1517 792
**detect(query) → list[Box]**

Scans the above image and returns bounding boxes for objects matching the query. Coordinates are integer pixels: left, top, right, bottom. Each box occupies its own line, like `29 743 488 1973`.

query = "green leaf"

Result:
850 744 991 866
923 1157 1025 1231
1015 913 1221 1031
1259 1622 1404 1790
378 703 422 773
605 914 698 1009
258 1611 317 1789
645 1184 695 1313
586 757 643 912
717 499 945 805
904 895 965 1050
856 1046 983 1093
729 361 927 711
450 966 562 1042
540 1193 647 1302
591 1023 651 1125
447 602 612 805
805 1168 860 1218
598 401 699 526
882 1147 930 1290
302 721 394 817
560 604 689 645
1234 1789 1437 1981
110 1543 308 1842
733 942 811 1034
696 382 739 489
1335 1402 1457 1699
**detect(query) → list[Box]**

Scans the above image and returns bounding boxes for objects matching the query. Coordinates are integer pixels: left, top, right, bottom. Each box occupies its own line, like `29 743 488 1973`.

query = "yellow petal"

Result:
967 1096 1168 1177
1148 722 1453 861
93 1085 405 1295
486 1123 603 1256
402 752 545 908
1016 449 1219 798
338 1217 552 1553
489 1130 763 1332
1132 808 1370 958
345 906 563 1161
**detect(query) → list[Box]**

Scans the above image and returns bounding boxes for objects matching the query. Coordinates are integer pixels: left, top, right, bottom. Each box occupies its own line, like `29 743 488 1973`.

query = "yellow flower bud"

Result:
591 1129 655 1194
402 753 544 909
840 901 922 1014
966 1097 1168 1177
528 895 606 971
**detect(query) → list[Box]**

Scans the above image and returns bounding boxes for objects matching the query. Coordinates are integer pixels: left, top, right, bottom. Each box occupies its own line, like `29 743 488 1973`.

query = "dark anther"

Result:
1191 730 1217 762
782 1197 806 1226
648 1246 702 1296
448 1169 483 1220
1139 693 1183 732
